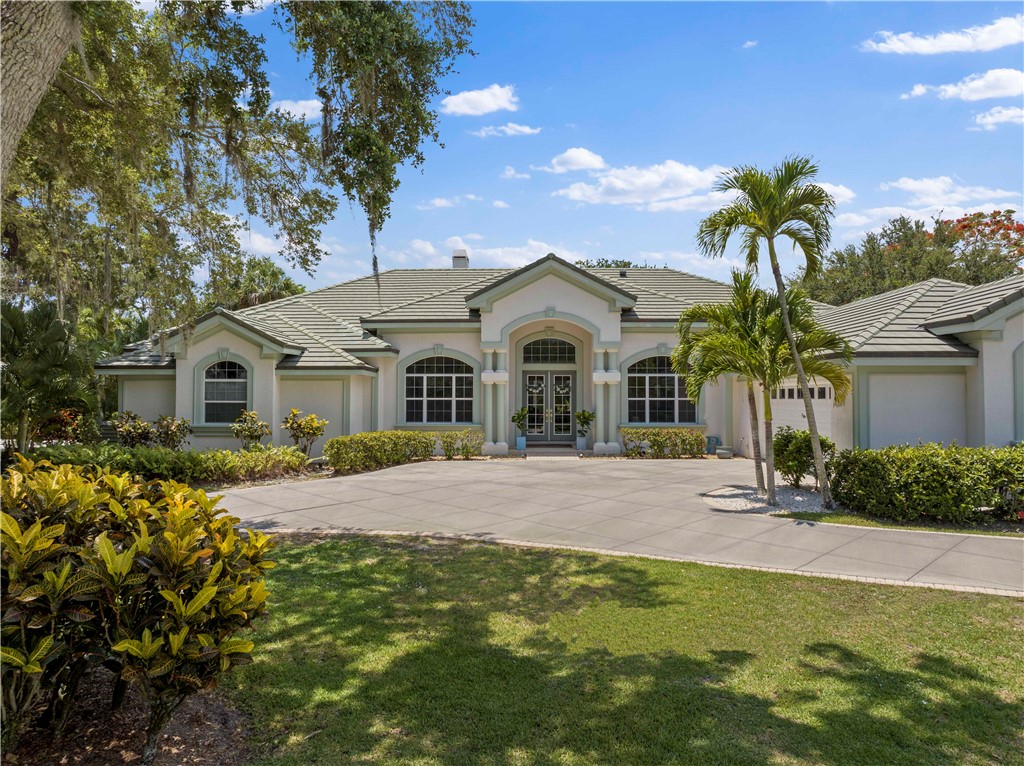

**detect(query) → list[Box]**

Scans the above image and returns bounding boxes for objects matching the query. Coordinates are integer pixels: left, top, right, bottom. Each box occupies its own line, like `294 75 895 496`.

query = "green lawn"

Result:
225 536 1023 766
776 511 1024 538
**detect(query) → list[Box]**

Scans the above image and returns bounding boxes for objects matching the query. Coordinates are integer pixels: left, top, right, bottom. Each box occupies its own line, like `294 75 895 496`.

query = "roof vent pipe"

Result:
452 249 470 269
619 269 627 277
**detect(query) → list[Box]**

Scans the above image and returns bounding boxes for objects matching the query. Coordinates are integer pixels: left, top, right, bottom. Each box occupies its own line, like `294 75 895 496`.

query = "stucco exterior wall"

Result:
118 377 176 424
866 371 966 448
970 307 1023 446
276 377 347 457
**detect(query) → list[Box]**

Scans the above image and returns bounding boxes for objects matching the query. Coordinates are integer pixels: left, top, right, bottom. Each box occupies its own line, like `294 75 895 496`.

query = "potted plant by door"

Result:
574 409 595 451
511 406 529 451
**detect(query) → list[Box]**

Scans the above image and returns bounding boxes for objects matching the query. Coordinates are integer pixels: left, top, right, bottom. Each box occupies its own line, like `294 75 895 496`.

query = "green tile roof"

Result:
921 273 1024 330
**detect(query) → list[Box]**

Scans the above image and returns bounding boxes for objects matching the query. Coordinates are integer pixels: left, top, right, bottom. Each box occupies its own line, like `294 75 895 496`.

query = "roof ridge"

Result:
240 271 395 317
362 271 504 319
600 274 696 304
850 281 934 348
591 266 731 289
293 297 393 349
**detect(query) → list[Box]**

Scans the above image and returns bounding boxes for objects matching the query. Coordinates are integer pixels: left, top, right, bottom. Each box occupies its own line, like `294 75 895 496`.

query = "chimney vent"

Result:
619 269 627 277
452 249 470 269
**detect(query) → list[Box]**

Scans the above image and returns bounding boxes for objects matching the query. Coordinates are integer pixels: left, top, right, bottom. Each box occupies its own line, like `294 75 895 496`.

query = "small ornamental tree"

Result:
280 408 328 456
111 411 155 448
152 416 193 450
232 410 272 451
574 410 596 438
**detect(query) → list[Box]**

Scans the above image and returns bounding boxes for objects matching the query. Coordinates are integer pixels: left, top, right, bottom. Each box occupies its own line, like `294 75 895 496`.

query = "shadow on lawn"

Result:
230 537 1021 766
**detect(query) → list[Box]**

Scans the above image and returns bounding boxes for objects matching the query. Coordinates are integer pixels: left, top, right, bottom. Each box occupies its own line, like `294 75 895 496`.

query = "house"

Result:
96 252 1024 457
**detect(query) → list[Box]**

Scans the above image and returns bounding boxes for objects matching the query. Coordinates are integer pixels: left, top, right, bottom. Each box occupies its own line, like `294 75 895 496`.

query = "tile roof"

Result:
817 279 977 357
95 340 174 369
921 273 1024 330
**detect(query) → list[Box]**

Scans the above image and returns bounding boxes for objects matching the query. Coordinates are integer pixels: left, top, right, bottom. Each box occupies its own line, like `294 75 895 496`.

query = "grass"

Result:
775 511 1024 538
224 535 1024 766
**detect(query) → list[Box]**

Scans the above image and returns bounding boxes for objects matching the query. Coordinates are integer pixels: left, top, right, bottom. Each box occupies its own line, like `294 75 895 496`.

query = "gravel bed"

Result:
703 484 831 514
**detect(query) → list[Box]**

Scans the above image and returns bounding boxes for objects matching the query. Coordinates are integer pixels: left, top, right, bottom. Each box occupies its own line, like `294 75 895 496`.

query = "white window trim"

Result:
624 356 698 425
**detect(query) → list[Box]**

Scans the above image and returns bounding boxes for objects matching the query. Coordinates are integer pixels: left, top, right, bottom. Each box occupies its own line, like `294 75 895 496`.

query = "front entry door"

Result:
523 372 575 443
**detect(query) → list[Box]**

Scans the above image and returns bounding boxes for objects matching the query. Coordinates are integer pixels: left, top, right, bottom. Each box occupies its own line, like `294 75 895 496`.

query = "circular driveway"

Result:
218 458 1023 596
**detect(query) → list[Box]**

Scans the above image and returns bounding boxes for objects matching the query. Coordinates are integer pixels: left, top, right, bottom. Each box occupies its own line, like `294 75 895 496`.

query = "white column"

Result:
592 350 606 450
606 350 620 452
485 349 509 455
482 350 494 447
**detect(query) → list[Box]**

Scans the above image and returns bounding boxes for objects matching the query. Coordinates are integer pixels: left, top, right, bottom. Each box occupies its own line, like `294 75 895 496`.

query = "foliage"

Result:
511 407 530 436
796 212 1024 305
27 443 308 485
696 156 839 509
280 408 328 456
200 256 305 312
621 427 706 459
0 457 274 761
111 411 156 448
437 429 485 460
773 427 836 489
2 1 474 346
0 301 96 453
152 416 193 451
574 410 596 438
323 431 437 474
574 258 660 269
232 410 272 451
830 444 1024 524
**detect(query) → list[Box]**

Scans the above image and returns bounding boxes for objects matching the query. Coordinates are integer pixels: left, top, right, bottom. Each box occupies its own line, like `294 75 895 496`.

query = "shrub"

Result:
830 443 1024 524
621 427 706 459
281 408 328 455
27 443 308 485
438 429 484 460
231 410 271 450
773 427 836 489
511 407 529 436
111 411 155 447
152 415 193 450
575 410 595 438
0 457 274 763
324 431 436 474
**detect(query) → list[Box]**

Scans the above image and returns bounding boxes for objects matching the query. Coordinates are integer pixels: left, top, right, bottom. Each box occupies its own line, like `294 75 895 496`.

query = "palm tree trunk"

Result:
762 391 776 506
766 239 833 509
746 381 766 494
17 410 29 454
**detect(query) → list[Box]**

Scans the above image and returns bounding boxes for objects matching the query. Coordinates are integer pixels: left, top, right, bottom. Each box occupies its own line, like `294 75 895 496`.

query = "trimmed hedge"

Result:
830 443 1024 524
27 443 308 485
621 427 706 459
323 429 484 474
773 427 836 489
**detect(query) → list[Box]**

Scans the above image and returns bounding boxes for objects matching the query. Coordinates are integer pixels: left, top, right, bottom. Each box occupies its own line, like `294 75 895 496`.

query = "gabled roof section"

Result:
96 340 174 370
817 279 977 358
166 306 307 353
464 254 637 311
921 273 1024 332
360 269 508 322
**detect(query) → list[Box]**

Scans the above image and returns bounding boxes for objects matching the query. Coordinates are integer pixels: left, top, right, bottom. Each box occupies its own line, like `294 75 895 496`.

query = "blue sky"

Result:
237 2 1024 288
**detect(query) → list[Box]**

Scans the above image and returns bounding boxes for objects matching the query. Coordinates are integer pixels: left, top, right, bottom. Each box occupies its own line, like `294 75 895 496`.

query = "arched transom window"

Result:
523 338 575 364
405 356 474 424
204 361 248 423
626 356 696 424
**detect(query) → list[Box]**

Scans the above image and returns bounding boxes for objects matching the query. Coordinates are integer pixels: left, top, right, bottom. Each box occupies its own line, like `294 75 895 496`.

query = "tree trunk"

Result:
763 392 776 506
746 381 766 494
0 1 79 190
17 409 29 454
766 239 833 509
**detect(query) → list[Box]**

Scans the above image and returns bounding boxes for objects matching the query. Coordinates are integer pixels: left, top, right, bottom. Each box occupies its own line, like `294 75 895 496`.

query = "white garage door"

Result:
867 372 966 448
770 383 834 439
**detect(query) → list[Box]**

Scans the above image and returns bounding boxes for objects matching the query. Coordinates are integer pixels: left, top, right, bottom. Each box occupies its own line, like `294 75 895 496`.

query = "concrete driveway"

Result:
217 458 1024 596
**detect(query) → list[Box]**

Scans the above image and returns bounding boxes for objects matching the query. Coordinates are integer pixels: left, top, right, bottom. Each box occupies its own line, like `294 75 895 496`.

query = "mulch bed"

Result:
4 669 252 766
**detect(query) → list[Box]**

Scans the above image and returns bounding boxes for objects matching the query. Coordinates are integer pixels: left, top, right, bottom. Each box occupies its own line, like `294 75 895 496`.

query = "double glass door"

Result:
523 371 575 443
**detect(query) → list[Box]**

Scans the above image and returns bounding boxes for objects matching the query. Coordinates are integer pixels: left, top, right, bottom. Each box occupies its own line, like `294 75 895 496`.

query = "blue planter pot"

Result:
576 437 587 451
516 436 526 451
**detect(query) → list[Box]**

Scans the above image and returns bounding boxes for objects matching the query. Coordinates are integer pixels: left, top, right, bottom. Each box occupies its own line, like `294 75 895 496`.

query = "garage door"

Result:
867 372 965 448
770 384 834 439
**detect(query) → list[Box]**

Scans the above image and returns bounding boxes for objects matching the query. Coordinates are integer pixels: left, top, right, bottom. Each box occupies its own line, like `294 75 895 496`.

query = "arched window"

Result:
204 361 248 423
626 356 696 424
405 356 474 424
522 338 576 364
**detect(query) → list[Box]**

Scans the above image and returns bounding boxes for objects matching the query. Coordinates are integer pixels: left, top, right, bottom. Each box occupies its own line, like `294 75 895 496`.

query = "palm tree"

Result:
1 301 96 453
697 156 839 508
673 271 768 495
674 272 851 505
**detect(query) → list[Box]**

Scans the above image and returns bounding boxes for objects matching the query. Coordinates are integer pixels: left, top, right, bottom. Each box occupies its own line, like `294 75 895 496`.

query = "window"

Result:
204 361 248 423
405 356 474 423
626 356 696 424
523 338 575 364
818 386 827 400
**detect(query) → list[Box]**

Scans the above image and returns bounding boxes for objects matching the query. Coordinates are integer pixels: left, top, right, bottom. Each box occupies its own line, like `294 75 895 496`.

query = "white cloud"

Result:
408 239 437 256
819 183 857 205
878 176 1017 207
901 68 1024 101
446 239 585 268
501 165 530 180
471 122 542 138
862 14 1024 54
415 194 483 210
443 234 484 250
270 98 322 119
972 105 1024 131
440 84 519 116
554 159 727 210
236 227 281 256
492 200 510 209
741 40 758 49
535 147 607 174
639 250 746 279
